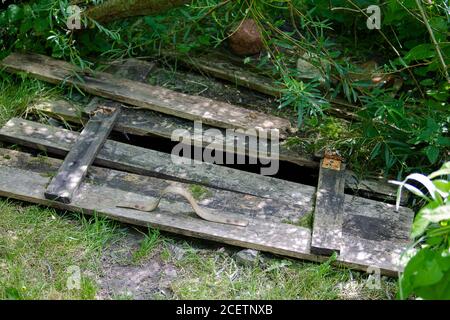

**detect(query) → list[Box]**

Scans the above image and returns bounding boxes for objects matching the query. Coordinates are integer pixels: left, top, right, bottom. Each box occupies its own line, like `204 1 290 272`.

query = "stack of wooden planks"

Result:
0 52 414 276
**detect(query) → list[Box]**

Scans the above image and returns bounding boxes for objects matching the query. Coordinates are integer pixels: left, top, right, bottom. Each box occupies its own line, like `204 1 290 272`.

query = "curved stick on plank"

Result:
117 185 249 227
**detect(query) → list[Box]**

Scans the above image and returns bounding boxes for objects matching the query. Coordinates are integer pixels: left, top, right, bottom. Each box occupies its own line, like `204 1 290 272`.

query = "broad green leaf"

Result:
424 145 440 164
415 269 450 300
404 44 435 63
429 17 447 43
433 179 450 194
411 209 431 239
436 136 450 147
422 204 450 223
403 249 443 288
7 5 24 23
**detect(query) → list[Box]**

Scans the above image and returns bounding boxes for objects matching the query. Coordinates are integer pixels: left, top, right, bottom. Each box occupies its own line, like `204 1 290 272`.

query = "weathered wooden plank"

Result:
0 158 315 262
0 52 291 137
101 58 155 83
84 58 156 115
0 118 317 211
0 148 306 223
0 148 412 275
7 105 405 203
45 102 120 203
163 50 359 121
174 51 281 97
344 170 406 204
32 99 318 168
311 159 346 255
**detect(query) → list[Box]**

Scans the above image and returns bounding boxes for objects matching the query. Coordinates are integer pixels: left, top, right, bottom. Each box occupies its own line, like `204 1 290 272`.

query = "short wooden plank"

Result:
44 103 120 203
311 160 346 255
0 148 412 276
0 52 291 137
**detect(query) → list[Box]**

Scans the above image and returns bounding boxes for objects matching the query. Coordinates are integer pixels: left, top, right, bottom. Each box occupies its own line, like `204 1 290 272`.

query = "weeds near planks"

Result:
131 228 163 264
0 201 105 299
0 75 59 127
169 241 397 300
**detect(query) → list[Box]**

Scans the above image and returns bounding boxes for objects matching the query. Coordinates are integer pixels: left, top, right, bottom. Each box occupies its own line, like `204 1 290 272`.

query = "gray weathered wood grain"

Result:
163 50 359 121
32 99 318 168
0 148 306 223
101 58 155 83
45 103 120 203
311 160 346 255
0 118 414 232
0 52 291 136
29 100 401 202
0 148 413 276
31 98 405 203
0 118 316 211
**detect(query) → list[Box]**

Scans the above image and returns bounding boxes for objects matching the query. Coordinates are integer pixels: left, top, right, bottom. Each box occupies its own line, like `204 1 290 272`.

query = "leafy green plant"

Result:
391 162 450 299
278 76 329 127
0 0 120 67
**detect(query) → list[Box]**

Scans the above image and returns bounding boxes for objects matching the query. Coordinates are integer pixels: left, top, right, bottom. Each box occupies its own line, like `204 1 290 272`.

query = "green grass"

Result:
131 228 162 264
0 74 59 126
0 201 119 299
168 242 397 300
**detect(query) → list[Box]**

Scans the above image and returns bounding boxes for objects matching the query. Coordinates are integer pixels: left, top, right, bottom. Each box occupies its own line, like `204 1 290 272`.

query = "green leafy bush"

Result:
392 162 450 299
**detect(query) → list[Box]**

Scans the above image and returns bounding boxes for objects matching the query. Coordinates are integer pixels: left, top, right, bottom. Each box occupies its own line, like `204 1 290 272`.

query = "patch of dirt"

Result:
96 228 179 300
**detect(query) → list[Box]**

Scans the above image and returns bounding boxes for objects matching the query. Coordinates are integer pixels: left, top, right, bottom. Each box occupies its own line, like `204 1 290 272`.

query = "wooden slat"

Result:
0 148 412 276
0 52 291 137
101 58 155 83
163 50 359 120
0 148 305 223
174 51 281 97
0 152 315 262
84 58 156 115
32 99 318 168
311 160 346 255
0 118 317 211
45 102 120 203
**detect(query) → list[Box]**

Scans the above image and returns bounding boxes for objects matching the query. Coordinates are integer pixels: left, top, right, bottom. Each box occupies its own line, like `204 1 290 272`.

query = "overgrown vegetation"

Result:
392 162 450 300
1 0 448 177
0 0 449 300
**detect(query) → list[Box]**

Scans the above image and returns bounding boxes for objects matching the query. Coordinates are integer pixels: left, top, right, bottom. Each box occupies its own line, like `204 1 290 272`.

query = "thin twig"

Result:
414 0 450 83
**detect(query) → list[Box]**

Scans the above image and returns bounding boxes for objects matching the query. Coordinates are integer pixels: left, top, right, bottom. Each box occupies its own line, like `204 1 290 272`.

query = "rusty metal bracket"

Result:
322 150 344 171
